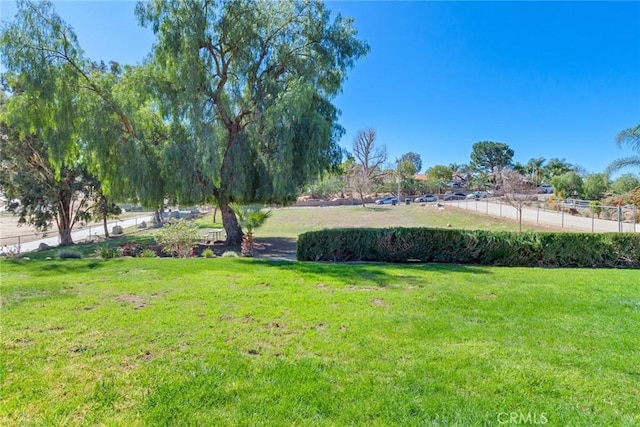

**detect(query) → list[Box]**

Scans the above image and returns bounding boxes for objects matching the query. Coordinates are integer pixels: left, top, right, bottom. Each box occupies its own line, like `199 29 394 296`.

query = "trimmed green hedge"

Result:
296 228 640 268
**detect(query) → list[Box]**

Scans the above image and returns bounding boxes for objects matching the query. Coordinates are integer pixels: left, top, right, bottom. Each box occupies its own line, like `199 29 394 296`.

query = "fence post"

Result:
18 235 21 255
561 209 564 229
537 204 540 224
499 201 502 217
618 206 622 232
591 212 594 233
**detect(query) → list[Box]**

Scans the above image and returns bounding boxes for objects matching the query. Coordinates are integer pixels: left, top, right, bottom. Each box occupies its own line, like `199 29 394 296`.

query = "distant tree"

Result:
611 173 640 195
544 158 574 181
398 152 422 175
581 173 610 201
500 169 531 232
351 129 387 206
525 157 546 186
470 141 514 184
552 171 583 199
396 153 422 196
426 165 453 194
606 124 640 175
92 189 122 238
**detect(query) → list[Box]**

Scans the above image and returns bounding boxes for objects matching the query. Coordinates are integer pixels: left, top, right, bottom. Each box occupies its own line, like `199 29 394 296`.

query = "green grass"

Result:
256 204 564 238
1 258 639 426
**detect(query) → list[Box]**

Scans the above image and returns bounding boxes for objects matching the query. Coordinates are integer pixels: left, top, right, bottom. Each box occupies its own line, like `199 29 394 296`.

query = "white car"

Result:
466 191 488 199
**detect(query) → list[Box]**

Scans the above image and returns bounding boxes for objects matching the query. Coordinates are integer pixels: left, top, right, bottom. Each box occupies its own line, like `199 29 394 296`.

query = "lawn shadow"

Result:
27 259 114 276
254 237 297 260
257 258 493 288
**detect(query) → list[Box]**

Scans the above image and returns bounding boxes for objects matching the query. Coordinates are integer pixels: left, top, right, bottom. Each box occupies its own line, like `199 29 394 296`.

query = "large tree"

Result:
1 1 171 232
135 0 368 244
0 115 96 245
469 141 514 184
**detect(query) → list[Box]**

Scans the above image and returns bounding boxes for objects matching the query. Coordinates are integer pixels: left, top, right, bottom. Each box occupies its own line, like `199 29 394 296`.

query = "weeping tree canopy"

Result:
136 0 369 244
1 0 368 246
1 0 180 214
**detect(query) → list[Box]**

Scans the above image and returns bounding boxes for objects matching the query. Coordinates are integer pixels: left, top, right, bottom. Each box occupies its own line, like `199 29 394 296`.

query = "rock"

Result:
138 221 147 229
38 242 51 251
112 225 124 235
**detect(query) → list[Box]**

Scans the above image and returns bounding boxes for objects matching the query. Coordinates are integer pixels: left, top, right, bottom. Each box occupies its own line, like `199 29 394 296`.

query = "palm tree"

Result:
229 204 273 257
606 124 640 175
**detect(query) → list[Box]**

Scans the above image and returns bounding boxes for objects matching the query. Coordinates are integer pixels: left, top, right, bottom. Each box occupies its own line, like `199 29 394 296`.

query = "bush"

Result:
221 251 239 258
56 248 83 259
139 248 158 258
96 246 120 259
154 220 200 258
201 248 216 258
297 228 640 268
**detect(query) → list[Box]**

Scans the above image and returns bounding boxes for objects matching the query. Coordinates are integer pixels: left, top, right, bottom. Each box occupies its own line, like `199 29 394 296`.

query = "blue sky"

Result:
1 1 639 175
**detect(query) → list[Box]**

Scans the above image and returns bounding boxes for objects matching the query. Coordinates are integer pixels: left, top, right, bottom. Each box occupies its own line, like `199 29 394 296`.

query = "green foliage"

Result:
139 248 158 258
582 173 610 200
589 201 603 218
229 204 273 235
297 228 640 268
221 251 239 258
552 171 583 198
201 248 216 258
606 123 640 175
544 158 575 180
397 152 422 175
154 220 200 258
611 173 640 195
135 0 368 243
95 246 119 259
56 248 83 259
470 141 514 177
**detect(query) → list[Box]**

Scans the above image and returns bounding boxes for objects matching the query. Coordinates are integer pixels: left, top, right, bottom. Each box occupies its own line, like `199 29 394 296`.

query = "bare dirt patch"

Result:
115 295 148 309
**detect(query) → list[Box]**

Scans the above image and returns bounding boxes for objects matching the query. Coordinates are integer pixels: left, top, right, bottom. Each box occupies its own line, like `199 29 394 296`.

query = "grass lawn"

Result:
1 258 639 426
252 204 566 238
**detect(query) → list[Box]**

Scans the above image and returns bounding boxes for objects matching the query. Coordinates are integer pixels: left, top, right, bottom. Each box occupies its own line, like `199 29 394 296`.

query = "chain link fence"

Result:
445 197 638 233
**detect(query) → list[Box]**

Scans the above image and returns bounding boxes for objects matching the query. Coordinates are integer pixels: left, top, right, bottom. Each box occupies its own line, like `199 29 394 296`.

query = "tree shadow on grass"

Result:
256 257 493 288
27 259 114 277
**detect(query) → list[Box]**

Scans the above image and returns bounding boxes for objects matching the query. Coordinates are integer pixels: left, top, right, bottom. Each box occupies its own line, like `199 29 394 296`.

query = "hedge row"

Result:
296 228 640 268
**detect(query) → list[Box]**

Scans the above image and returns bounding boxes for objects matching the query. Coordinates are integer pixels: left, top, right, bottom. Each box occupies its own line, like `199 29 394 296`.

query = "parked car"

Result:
466 191 488 199
537 184 554 194
414 194 437 203
374 196 398 205
449 181 466 188
443 193 467 201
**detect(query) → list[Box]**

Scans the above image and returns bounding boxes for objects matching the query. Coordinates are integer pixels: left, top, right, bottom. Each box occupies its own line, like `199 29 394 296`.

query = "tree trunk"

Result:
221 202 243 246
58 188 74 245
103 213 109 238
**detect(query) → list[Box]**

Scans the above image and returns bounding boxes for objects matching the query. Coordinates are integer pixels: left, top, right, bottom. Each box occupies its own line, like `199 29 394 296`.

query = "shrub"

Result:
221 251 239 258
139 248 158 258
154 220 200 258
297 228 640 268
201 248 216 258
96 246 119 259
118 242 144 257
56 248 83 259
